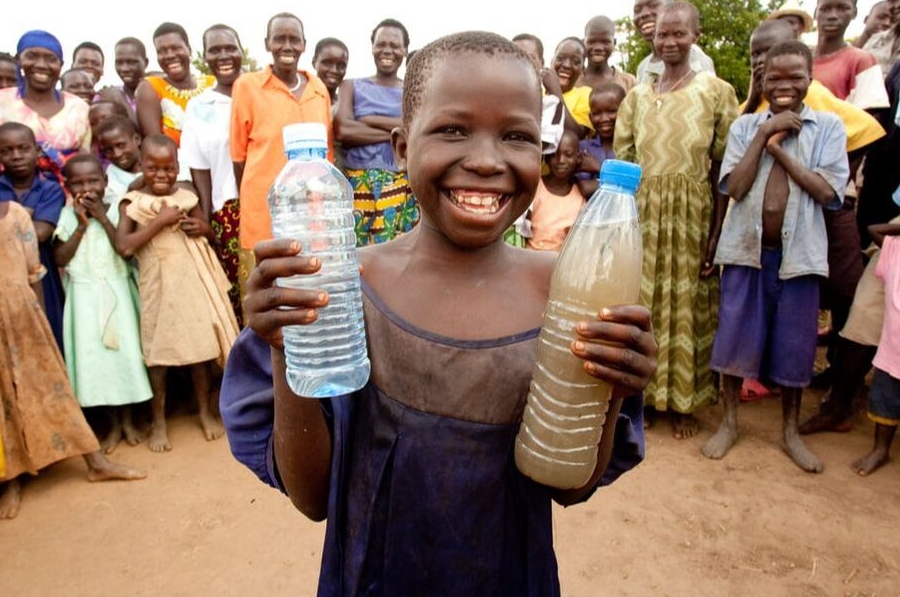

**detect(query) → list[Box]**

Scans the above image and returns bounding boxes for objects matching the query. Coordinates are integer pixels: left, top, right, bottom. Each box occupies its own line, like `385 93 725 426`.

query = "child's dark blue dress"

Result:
222 282 645 596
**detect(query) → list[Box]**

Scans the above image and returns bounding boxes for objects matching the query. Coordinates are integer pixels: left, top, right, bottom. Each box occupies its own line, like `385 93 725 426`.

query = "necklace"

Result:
654 70 694 110
288 76 302 92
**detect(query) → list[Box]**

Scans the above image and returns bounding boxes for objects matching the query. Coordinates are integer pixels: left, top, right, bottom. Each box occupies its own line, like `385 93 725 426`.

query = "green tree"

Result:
615 0 782 100
191 48 261 75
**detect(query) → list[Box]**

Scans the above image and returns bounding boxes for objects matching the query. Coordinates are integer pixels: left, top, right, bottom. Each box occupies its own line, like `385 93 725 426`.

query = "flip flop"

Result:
740 378 777 402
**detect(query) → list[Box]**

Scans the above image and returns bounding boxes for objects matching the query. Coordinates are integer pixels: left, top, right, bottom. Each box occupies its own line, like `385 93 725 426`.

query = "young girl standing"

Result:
115 134 238 452
54 155 152 453
1 196 144 520
222 32 655 594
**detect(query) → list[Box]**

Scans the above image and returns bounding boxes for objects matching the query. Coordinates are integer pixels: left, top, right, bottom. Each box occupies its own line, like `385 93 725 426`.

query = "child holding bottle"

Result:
53 154 152 453
115 134 238 452
221 31 654 594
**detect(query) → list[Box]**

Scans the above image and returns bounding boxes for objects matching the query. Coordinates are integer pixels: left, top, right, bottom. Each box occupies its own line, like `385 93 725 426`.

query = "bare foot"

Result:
671 413 699 439
199 411 225 441
148 421 171 452
779 433 824 473
798 411 852 435
122 421 146 446
701 423 738 459
0 480 22 520
851 449 890 476
83 452 146 482
101 425 123 454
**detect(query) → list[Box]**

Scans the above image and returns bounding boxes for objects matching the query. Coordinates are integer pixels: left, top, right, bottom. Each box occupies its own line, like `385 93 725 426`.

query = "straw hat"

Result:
766 0 814 33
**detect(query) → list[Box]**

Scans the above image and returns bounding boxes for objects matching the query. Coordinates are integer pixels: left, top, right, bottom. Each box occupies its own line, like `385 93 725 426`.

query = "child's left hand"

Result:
79 193 107 221
571 305 657 400
180 216 210 238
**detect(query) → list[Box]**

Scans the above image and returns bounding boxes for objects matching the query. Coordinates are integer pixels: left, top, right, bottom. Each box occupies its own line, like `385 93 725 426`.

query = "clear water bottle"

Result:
515 159 643 489
268 123 370 398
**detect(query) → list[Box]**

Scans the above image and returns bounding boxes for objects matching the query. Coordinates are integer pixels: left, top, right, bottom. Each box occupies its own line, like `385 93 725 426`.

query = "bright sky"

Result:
0 0 881 87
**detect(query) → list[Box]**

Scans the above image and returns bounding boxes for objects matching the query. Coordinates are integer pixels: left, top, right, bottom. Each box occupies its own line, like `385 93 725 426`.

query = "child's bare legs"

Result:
101 406 124 454
800 340 876 434
120 405 145 446
779 386 824 473
148 366 170 452
671 412 699 439
192 361 223 441
702 374 742 459
851 423 896 476
82 450 146 481
0 479 22 519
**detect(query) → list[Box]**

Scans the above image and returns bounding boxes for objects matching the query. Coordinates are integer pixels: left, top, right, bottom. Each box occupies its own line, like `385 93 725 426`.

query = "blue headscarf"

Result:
15 30 64 99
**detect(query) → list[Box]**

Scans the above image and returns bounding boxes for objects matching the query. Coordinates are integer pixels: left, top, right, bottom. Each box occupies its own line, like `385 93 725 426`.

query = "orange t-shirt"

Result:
527 179 586 252
230 67 333 249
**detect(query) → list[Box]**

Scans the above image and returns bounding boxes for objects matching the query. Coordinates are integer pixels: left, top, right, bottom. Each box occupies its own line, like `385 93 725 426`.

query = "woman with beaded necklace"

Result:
135 22 214 152
615 1 738 439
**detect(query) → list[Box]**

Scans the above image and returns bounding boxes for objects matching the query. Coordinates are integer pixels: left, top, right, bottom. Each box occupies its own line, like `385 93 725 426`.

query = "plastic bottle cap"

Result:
283 122 328 152
600 159 642 193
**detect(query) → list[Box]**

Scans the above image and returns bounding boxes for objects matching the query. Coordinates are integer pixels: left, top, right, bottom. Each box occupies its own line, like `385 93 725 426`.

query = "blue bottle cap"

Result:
600 159 642 193
283 122 328 153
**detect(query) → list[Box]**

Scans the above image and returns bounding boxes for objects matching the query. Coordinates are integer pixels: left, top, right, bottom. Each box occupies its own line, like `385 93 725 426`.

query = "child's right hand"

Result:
243 239 330 349
157 201 185 226
761 111 802 139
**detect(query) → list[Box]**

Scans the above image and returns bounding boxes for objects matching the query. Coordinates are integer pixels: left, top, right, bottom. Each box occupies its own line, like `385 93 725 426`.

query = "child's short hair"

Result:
585 15 616 35
63 153 103 178
115 37 148 61
660 1 702 34
203 24 243 52
554 36 587 54
403 31 540 129
72 41 104 63
764 40 813 74
590 82 627 104
511 33 544 59
142 133 177 155
0 121 36 144
313 37 348 62
96 115 138 138
371 19 409 48
90 100 130 119
153 22 191 50
0 51 15 65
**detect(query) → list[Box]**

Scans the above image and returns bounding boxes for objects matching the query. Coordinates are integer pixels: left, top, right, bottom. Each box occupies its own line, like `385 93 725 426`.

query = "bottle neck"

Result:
600 183 637 196
286 147 327 161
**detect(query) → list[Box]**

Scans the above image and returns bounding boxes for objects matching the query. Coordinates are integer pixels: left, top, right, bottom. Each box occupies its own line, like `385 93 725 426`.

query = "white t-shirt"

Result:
180 88 238 212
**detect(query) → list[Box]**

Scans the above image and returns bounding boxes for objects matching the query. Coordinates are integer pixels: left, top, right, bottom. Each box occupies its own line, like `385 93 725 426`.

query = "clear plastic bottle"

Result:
515 159 643 489
268 122 370 398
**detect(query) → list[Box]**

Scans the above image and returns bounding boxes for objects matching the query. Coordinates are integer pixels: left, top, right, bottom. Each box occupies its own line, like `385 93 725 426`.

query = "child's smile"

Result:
394 52 542 248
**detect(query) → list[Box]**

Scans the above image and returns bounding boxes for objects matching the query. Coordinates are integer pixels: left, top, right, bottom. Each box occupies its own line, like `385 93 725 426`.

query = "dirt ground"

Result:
1 390 899 597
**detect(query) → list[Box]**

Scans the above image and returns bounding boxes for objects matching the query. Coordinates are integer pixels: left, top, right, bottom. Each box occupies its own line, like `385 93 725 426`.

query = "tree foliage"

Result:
191 48 261 75
614 0 782 100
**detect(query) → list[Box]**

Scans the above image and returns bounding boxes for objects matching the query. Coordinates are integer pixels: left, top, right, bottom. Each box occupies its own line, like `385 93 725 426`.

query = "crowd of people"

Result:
0 0 898 593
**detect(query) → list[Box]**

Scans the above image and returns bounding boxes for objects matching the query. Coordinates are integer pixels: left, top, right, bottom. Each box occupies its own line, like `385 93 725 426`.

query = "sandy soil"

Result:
1 391 898 597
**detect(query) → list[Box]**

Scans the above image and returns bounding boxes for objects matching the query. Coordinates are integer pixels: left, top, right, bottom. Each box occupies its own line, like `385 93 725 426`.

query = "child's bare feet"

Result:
798 410 852 435
701 422 738 459
199 411 225 441
671 412 699 439
0 480 22 520
122 420 146 446
101 424 123 454
851 449 890 476
83 451 146 481
148 420 171 452
779 432 824 473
